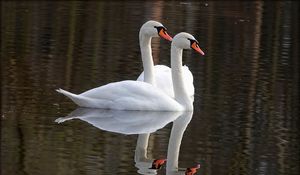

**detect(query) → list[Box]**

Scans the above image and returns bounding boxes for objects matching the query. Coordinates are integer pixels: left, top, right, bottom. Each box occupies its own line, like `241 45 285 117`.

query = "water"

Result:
1 1 299 175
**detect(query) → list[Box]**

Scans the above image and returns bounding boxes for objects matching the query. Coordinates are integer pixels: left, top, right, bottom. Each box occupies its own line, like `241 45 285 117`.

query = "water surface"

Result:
1 1 299 175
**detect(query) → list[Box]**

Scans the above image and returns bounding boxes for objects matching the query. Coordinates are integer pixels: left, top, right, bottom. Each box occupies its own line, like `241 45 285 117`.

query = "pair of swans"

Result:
57 21 205 111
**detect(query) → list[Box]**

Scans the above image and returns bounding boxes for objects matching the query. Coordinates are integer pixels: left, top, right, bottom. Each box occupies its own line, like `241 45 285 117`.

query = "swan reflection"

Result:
135 111 200 175
55 109 199 174
166 111 200 175
55 108 181 134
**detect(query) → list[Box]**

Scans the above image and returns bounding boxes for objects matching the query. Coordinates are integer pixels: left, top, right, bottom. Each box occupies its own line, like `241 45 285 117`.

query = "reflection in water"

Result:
166 112 196 175
2 1 299 175
133 111 199 175
56 109 199 175
55 108 181 135
135 134 157 175
56 108 186 174
55 108 199 175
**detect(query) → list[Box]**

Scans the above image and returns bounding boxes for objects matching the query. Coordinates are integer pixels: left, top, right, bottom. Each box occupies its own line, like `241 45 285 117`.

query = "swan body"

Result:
56 32 204 111
137 65 194 98
56 81 183 111
137 21 194 98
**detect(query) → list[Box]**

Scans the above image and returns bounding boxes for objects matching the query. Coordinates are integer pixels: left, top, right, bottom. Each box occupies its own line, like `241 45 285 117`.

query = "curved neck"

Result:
166 112 193 174
139 31 155 84
171 45 193 110
134 133 150 162
135 133 158 174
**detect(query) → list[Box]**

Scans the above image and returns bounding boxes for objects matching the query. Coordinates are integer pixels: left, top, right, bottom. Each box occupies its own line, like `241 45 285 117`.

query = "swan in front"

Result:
137 21 197 98
56 32 205 111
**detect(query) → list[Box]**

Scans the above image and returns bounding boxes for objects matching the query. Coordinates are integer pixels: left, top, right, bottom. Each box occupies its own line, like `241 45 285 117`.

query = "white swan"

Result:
137 21 197 98
56 32 204 111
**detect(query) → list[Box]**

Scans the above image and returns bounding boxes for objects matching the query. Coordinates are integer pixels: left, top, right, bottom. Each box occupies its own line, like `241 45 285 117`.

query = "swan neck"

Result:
166 112 193 173
139 31 155 84
171 45 193 110
135 133 150 162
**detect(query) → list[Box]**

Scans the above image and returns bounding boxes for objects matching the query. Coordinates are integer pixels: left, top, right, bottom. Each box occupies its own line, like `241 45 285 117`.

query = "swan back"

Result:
57 80 184 111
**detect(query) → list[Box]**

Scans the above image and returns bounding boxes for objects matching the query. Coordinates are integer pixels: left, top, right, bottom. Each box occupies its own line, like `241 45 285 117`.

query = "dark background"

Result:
1 1 299 175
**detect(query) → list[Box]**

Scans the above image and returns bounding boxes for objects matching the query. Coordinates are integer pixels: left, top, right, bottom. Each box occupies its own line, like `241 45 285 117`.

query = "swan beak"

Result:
159 29 173 41
185 164 201 175
191 42 205 56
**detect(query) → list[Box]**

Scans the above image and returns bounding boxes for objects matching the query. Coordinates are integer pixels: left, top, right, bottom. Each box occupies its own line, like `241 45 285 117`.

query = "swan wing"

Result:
182 65 194 98
57 80 183 111
137 65 174 97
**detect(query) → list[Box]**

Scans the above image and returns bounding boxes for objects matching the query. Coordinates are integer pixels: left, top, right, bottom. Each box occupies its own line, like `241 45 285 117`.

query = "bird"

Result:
137 20 194 99
56 32 204 111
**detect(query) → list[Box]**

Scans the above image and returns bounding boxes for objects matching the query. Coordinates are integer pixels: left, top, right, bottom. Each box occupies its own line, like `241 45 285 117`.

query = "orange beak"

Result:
185 164 201 175
150 159 167 169
159 29 173 41
191 42 205 56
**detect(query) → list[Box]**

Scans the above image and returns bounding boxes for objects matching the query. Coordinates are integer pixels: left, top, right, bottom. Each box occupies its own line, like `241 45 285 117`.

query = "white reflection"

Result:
135 133 167 175
134 111 199 175
55 108 181 135
166 111 195 175
55 109 198 174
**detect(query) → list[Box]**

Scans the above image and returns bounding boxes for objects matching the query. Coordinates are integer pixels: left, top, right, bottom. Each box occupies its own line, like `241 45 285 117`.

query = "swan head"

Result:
140 20 172 41
172 32 205 55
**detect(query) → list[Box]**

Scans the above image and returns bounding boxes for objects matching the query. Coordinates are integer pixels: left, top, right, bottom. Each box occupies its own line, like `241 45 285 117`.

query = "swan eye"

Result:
188 38 199 47
154 26 167 34
155 26 172 41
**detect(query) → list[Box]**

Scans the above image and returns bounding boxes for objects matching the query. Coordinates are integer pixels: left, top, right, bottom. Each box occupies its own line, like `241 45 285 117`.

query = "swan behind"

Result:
137 65 194 98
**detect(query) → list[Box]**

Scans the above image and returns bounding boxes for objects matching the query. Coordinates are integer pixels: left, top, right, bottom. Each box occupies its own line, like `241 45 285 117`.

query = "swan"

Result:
137 21 196 98
56 32 205 111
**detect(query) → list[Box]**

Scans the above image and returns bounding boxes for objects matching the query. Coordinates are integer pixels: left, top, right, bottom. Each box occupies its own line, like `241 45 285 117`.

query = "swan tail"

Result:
56 88 78 100
54 117 73 124
56 88 104 108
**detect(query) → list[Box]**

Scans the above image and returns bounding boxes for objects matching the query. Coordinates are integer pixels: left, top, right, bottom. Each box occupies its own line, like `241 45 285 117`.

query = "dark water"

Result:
1 1 299 175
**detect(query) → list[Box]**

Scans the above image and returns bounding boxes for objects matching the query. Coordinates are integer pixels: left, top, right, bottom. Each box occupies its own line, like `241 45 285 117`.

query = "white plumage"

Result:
57 32 204 111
